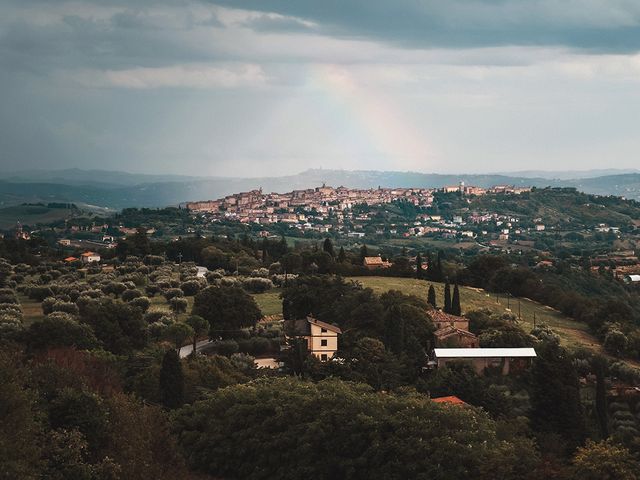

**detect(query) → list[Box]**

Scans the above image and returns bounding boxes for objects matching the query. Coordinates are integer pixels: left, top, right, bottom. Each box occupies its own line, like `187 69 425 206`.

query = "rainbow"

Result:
307 64 433 171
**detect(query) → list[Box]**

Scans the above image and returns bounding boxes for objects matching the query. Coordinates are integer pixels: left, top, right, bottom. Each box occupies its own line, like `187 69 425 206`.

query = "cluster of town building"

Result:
186 183 531 226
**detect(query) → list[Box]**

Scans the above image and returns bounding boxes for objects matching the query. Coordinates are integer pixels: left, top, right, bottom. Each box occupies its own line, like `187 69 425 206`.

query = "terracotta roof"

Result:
64 256 78 262
363 256 385 265
81 251 99 257
432 396 467 406
307 316 342 334
429 310 466 324
284 316 342 335
434 325 477 339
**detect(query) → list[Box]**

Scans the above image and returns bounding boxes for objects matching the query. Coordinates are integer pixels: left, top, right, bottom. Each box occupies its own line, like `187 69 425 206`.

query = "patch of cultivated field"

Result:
348 276 602 353
252 289 283 317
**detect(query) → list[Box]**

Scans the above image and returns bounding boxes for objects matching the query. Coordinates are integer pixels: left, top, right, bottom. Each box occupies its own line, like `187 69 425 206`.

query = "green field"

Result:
348 276 604 354
17 274 611 360
253 276 601 352
252 289 283 317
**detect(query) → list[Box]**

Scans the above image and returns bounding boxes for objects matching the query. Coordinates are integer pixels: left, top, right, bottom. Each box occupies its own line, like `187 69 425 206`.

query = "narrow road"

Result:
178 338 213 358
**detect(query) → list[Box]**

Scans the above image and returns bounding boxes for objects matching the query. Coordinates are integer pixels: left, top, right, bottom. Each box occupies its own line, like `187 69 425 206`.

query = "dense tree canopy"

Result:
192 285 261 338
174 377 539 480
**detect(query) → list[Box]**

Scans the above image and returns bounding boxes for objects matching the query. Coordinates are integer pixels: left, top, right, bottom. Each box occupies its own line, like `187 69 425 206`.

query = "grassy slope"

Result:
17 274 617 361
252 289 283 317
254 276 604 354
350 276 602 353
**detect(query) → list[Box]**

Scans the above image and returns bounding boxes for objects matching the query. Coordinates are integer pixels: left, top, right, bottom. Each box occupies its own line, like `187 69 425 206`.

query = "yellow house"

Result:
284 316 342 361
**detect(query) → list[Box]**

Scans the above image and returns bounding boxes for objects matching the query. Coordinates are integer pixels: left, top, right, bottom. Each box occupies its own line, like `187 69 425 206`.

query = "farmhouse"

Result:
434 347 537 375
80 251 101 264
363 256 392 270
434 325 479 348
284 316 342 361
429 310 469 331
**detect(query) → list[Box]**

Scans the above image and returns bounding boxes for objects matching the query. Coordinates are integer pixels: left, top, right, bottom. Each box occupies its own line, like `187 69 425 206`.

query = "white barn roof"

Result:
627 275 640 282
434 347 537 358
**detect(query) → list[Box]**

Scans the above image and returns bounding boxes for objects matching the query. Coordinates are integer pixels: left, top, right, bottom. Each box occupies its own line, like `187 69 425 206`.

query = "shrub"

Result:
145 284 161 297
180 280 201 296
29 286 54 302
241 277 273 293
163 288 184 301
0 292 18 304
0 303 22 315
129 296 151 312
144 311 166 324
169 297 188 314
42 297 58 315
149 322 168 340
144 255 164 266
0 312 24 338
271 274 298 287
238 336 271 356
121 289 142 302
250 268 270 278
210 340 239 356
604 328 628 357
102 282 127 297
52 301 80 316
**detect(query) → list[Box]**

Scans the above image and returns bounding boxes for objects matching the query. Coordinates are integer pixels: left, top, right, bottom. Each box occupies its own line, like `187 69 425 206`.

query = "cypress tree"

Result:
338 246 346 263
592 355 609 438
282 298 291 321
451 284 461 316
427 285 437 308
384 306 405 355
443 282 452 314
360 244 369 263
436 253 444 282
279 235 288 256
530 341 586 449
425 251 434 280
415 253 423 279
159 349 184 409
262 237 269 264
323 238 335 257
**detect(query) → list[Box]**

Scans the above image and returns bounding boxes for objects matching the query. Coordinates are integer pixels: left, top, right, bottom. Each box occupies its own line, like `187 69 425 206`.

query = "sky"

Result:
1 0 640 177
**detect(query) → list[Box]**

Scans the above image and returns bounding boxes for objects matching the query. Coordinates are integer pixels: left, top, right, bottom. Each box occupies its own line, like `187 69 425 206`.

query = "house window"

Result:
321 328 327 333
321 339 328 347
321 354 328 361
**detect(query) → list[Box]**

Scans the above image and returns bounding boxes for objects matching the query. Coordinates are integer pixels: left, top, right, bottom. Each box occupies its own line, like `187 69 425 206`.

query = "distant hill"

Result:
0 168 639 210
0 203 81 230
496 168 640 180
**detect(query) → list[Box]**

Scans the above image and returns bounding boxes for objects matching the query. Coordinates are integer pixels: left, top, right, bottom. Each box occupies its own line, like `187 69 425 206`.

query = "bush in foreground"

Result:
174 377 539 480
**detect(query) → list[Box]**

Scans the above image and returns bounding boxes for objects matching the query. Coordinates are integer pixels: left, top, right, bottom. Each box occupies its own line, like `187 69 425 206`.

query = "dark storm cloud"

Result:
1 0 640 176
211 0 640 53
0 3 224 74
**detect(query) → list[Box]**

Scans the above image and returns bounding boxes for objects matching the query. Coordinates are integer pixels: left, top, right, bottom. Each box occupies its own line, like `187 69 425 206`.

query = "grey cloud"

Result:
211 0 640 52
0 6 224 74
241 14 316 34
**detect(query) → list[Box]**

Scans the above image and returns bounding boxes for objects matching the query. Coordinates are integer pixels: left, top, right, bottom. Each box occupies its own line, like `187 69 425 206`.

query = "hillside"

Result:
252 276 604 354
0 203 81 229
1 168 640 210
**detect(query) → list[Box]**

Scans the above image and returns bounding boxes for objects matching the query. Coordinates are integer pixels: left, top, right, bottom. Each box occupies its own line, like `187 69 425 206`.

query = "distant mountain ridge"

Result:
0 168 639 210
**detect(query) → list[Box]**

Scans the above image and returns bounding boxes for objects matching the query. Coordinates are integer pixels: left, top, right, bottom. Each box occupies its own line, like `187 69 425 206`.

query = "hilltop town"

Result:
185 183 531 236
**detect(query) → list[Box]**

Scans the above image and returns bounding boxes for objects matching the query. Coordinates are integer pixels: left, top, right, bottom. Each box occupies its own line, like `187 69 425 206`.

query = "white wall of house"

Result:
308 323 339 360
